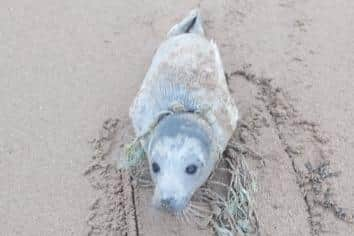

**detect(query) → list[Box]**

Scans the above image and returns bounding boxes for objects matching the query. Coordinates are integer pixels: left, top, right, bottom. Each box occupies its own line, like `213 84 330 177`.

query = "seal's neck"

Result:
149 112 215 156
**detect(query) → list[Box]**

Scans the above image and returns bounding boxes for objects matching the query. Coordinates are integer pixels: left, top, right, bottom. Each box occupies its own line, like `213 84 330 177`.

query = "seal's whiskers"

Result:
175 211 183 223
137 178 153 188
207 180 230 189
184 203 214 229
189 203 212 215
201 188 227 203
183 207 193 225
188 207 210 218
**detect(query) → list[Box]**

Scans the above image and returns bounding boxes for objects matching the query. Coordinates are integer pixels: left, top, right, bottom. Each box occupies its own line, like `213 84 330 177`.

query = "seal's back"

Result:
130 9 238 156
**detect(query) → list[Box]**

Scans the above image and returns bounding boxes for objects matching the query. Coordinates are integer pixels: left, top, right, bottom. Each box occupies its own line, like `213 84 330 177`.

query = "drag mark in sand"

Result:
83 119 139 236
229 65 353 235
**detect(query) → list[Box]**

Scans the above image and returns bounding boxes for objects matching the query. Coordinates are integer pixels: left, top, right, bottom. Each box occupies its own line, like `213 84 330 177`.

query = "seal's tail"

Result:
167 9 204 38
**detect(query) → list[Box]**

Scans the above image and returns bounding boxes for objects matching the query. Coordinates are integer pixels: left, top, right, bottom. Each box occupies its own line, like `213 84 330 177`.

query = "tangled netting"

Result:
121 135 260 236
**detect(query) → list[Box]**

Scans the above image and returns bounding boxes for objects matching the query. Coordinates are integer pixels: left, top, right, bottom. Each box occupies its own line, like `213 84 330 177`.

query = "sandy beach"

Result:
1 0 353 235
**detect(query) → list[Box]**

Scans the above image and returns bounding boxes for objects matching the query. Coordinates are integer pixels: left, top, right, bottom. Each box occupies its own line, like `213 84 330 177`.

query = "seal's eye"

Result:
185 164 198 175
152 162 160 173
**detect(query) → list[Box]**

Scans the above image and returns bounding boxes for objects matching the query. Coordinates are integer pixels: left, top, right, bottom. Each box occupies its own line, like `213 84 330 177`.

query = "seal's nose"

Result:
160 197 175 208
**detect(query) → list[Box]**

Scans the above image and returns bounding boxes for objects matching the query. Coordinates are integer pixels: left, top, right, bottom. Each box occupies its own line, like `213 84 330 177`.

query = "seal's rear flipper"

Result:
167 9 204 38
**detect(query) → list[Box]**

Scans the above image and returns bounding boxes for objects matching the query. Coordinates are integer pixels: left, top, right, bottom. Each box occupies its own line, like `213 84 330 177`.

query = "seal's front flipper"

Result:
167 9 204 38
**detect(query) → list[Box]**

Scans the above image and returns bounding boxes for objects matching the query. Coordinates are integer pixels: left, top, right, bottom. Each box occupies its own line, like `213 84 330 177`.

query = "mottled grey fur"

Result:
129 9 238 212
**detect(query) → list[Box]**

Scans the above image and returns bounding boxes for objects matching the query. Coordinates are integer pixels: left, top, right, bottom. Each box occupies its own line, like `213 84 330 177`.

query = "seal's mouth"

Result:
154 199 190 214
157 203 189 215
152 191 191 214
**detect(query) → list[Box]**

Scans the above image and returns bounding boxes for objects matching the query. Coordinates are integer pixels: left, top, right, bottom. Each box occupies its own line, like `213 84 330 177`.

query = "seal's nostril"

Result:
160 197 173 207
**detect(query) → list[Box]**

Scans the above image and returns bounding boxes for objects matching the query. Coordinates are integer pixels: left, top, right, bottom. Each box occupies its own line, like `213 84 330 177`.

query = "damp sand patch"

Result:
228 65 354 235
84 118 138 236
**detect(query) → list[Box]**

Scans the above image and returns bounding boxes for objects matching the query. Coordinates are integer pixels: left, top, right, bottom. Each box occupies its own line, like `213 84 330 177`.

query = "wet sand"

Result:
1 0 353 235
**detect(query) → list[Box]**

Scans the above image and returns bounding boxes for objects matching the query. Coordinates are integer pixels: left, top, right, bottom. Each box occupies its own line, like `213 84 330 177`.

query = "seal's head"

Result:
148 113 216 213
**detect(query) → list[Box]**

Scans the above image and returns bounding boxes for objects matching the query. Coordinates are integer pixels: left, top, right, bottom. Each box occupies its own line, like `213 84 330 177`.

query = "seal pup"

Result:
129 9 238 213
